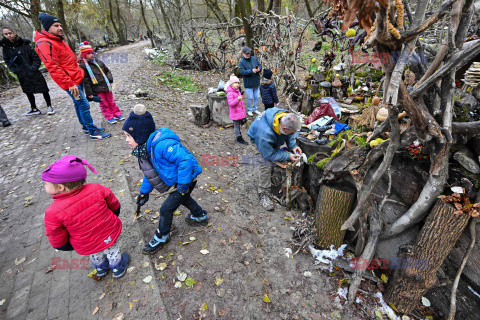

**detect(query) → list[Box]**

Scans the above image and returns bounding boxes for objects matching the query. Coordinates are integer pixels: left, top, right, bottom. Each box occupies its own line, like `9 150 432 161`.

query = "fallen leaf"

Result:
303 271 312 278
201 302 208 310
381 274 388 283
99 293 105 300
15 257 26 266
0 299 6 306
130 281 136 286
92 306 99 315
421 296 431 307
173 210 181 215
113 313 124 320
375 310 383 319
185 277 195 287
215 277 224 286
174 281 182 288
129 302 134 310
155 262 167 271
177 270 187 282
200 249 209 255
45 265 56 273
263 294 271 303
143 276 153 283
143 261 149 268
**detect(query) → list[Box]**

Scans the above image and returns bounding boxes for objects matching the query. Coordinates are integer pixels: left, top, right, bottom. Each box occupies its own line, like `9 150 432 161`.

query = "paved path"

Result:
0 41 167 320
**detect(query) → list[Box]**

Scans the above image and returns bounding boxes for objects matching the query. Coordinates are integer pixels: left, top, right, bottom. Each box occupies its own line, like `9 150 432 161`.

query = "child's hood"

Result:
261 79 273 86
147 127 181 150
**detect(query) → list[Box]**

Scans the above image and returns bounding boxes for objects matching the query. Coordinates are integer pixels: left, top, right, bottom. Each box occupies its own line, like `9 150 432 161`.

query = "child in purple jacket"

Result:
226 75 248 145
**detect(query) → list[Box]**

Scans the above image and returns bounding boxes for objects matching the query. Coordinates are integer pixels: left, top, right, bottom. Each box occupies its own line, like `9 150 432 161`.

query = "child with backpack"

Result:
42 155 129 278
259 69 279 110
226 75 248 145
78 41 125 124
123 104 209 255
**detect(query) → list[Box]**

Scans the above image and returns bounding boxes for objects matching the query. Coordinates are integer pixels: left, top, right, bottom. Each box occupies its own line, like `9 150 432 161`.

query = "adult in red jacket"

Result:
34 13 111 140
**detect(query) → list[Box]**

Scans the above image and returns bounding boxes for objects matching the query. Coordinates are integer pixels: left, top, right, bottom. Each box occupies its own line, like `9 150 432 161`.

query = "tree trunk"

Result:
30 0 41 31
190 104 211 126
304 0 314 18
157 0 174 39
257 0 265 12
385 200 471 313
56 0 76 51
273 0 281 14
315 185 355 248
238 0 254 48
0 62 17 87
139 0 155 47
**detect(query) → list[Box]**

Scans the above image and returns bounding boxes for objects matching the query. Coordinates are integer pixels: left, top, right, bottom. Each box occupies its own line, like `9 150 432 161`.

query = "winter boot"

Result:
143 231 170 255
111 253 129 278
236 136 248 145
259 193 274 211
185 211 209 226
93 258 110 278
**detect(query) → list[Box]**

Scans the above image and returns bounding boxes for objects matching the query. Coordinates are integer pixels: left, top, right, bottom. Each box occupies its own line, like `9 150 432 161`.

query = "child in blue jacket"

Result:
123 104 208 254
259 69 279 110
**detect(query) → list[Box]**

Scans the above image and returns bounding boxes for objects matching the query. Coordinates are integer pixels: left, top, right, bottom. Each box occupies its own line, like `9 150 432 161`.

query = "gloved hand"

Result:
177 184 190 195
92 95 102 102
136 193 149 206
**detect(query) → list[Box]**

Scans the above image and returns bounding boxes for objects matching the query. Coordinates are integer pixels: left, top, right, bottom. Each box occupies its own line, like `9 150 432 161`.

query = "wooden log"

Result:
190 104 210 126
315 185 355 248
206 94 233 127
385 200 471 313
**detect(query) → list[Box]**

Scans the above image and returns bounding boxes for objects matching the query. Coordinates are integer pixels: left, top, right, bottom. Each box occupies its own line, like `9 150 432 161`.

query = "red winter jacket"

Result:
34 30 84 90
44 183 122 255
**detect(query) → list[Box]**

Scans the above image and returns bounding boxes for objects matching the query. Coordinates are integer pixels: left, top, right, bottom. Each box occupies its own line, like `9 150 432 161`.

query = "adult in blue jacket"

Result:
239 46 262 116
123 104 208 255
247 107 302 210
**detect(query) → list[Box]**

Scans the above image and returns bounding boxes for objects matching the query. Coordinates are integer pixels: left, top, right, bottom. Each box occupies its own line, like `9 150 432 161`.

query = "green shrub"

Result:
155 71 201 92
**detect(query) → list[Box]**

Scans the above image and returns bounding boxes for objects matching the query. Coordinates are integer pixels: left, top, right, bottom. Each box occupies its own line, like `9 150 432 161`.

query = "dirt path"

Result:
0 41 362 320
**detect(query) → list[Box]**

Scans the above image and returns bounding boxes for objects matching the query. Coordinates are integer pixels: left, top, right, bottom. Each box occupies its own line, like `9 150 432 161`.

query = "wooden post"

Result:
190 104 210 126
385 200 471 313
315 185 355 248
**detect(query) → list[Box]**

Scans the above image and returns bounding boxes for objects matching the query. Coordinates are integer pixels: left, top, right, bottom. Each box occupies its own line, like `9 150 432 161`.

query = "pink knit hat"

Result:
229 75 240 84
41 155 97 183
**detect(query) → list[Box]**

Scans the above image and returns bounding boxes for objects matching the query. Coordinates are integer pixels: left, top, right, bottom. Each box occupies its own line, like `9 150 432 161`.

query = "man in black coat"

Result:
1 27 54 116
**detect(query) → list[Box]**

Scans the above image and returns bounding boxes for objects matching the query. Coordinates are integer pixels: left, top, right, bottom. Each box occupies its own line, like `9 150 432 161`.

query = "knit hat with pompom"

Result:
122 104 156 145
79 41 94 58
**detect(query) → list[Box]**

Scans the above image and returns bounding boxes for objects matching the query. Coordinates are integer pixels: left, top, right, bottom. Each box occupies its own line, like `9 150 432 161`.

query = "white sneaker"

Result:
254 110 261 115
247 111 253 117
47 106 55 115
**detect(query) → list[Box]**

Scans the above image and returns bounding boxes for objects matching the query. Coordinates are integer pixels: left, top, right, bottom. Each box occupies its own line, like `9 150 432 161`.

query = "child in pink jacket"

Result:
226 75 248 145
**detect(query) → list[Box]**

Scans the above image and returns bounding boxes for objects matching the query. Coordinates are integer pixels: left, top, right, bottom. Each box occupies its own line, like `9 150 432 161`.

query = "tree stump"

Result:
206 94 233 127
385 200 471 313
190 104 210 126
315 185 355 248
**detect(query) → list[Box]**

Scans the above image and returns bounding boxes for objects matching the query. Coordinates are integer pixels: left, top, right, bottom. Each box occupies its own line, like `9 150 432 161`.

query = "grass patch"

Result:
152 53 169 66
155 70 201 92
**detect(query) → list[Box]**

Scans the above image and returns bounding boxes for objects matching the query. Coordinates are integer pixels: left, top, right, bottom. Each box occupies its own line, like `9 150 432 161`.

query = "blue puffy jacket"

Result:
140 128 202 194
247 108 298 162
259 79 279 105
239 56 261 89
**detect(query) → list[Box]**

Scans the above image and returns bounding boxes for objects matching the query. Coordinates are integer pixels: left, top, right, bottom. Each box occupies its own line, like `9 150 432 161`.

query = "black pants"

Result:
26 92 51 109
264 103 274 110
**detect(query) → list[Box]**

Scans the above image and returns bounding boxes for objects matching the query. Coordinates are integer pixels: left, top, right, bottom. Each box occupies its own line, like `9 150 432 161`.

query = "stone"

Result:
206 94 233 127
453 148 480 174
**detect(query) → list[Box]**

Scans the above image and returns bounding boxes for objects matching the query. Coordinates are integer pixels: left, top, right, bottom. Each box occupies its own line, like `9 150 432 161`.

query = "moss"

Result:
317 157 331 169
453 102 469 122
307 153 316 165
354 135 367 145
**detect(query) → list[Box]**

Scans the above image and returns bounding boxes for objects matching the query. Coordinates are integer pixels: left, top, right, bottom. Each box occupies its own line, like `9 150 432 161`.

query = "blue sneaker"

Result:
84 127 105 134
93 259 110 278
107 118 117 124
115 115 125 121
111 253 129 279
185 211 208 226
143 231 169 255
90 130 111 140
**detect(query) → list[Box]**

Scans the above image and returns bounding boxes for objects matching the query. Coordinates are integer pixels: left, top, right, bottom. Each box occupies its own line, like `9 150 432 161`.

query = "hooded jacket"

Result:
34 30 84 90
44 183 122 255
238 55 261 89
247 108 298 162
259 79 279 105
1 37 49 94
226 84 247 120
78 59 113 96
139 128 202 194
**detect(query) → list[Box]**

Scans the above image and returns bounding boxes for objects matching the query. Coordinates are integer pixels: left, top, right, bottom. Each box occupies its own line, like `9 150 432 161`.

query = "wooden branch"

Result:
347 205 383 303
447 216 479 320
411 40 480 99
452 121 480 135
400 0 461 43
341 106 401 231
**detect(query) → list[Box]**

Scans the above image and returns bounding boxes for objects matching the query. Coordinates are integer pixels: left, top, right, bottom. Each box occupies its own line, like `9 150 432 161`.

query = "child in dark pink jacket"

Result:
226 74 248 145
42 155 129 279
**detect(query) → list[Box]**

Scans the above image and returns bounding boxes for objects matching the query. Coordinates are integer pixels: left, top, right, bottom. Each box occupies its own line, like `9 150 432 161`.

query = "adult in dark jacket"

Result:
1 27 54 116
259 68 279 110
238 46 262 117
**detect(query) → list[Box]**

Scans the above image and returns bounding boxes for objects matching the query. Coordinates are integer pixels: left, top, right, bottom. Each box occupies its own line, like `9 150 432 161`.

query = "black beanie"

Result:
38 13 60 32
263 68 273 80
122 104 156 145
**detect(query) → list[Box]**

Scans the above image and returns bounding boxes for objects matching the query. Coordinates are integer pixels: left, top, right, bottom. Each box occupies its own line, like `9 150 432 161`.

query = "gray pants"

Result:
233 119 242 138
0 105 9 124
255 151 272 194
